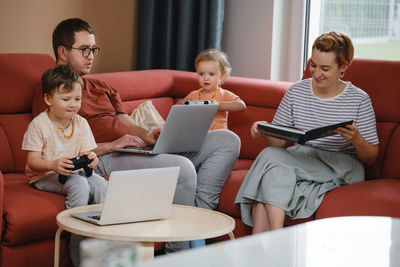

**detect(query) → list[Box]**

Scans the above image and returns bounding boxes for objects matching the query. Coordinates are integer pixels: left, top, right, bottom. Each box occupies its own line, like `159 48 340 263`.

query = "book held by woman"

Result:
257 120 353 145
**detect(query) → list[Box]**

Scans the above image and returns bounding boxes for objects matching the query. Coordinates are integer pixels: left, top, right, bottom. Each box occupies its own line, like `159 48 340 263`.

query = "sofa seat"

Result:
3 173 65 245
232 159 253 171
316 178 400 219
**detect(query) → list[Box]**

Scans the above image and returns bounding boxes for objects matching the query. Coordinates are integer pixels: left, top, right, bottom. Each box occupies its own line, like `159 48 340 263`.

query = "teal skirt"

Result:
234 145 364 226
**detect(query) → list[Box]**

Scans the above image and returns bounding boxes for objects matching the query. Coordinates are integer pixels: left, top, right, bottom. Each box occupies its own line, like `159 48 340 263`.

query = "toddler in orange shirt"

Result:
182 49 246 130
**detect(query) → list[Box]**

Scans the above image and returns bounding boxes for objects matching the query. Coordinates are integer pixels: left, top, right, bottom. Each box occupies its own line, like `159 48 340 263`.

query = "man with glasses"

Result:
34 18 240 259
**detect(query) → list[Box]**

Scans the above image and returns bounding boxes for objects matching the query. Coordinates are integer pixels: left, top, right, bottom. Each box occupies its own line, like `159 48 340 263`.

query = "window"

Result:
306 0 400 63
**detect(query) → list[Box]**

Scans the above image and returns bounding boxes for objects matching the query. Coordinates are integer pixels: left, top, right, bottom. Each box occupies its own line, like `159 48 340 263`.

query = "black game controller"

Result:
184 100 211 105
59 155 93 184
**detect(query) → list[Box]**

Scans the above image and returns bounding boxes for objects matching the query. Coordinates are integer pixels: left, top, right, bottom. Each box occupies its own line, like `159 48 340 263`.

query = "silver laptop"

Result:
70 167 179 225
112 104 219 154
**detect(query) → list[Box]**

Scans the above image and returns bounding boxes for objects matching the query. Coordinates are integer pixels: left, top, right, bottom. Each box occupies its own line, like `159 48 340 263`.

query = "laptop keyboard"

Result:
133 146 153 151
126 146 153 151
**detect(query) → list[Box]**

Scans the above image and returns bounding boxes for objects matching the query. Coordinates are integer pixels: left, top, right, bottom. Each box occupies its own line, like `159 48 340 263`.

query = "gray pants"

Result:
95 129 241 251
33 171 108 208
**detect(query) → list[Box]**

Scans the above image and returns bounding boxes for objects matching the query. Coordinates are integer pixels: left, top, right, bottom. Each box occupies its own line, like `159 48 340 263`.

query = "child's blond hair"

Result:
195 49 232 76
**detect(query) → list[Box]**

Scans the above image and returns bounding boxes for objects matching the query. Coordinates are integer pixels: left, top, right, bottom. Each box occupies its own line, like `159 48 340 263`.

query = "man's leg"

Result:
95 152 197 252
182 129 240 210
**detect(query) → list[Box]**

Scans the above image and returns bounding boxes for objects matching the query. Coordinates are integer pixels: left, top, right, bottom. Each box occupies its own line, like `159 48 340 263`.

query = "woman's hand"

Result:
334 123 362 143
251 121 287 147
251 121 264 139
50 157 74 176
334 123 379 165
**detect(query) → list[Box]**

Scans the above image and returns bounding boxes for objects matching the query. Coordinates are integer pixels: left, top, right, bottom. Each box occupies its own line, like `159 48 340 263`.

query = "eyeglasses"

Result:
66 46 101 58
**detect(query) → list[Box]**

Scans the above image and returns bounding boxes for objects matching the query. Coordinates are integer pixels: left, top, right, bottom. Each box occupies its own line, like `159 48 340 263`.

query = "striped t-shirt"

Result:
22 111 97 183
272 78 379 153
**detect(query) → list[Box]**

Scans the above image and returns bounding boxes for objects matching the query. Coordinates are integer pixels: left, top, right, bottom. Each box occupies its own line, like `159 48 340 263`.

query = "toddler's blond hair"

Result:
195 49 232 76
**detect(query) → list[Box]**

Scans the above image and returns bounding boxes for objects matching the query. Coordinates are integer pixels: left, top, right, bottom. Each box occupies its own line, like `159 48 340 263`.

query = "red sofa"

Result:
1 53 400 267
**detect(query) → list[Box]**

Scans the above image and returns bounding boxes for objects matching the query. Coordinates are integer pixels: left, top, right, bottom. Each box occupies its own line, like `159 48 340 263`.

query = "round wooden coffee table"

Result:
54 204 235 266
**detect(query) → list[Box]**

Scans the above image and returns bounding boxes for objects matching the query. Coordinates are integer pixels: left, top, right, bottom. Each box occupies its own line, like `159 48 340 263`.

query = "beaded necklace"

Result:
46 110 75 139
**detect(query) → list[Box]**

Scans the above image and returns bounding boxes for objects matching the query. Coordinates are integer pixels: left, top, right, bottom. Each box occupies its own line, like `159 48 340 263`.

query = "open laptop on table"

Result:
70 167 179 225
112 104 219 154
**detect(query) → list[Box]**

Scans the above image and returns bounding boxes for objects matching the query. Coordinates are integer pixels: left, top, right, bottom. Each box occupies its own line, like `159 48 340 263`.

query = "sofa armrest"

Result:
0 171 4 243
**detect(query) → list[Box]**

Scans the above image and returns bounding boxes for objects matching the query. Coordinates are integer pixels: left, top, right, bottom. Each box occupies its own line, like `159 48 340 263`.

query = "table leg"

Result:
54 227 63 267
140 242 155 260
228 232 235 240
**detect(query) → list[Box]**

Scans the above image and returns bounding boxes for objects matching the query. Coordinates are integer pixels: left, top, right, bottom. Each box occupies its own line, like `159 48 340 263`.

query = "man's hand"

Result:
112 134 146 148
50 157 74 176
93 134 146 157
143 128 161 146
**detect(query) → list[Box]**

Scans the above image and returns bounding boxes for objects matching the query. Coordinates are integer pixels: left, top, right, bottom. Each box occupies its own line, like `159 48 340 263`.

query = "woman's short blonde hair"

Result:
195 49 232 76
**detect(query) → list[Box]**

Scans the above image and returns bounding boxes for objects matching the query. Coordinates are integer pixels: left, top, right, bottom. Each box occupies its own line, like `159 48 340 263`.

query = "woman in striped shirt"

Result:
235 32 379 234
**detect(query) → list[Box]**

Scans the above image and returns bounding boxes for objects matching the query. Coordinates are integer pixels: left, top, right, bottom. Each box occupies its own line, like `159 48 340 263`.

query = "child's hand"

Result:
51 157 74 176
85 151 99 168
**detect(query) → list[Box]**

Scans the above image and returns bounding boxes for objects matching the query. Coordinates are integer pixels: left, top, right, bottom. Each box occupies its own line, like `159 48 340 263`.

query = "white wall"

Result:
222 0 274 79
222 0 306 82
0 0 138 73
271 0 307 82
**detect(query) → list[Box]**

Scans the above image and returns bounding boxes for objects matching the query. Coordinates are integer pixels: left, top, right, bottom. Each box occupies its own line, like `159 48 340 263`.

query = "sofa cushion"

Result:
224 76 290 109
0 54 55 114
229 106 275 160
217 169 248 217
364 122 398 180
343 59 400 123
315 178 400 219
381 126 400 178
122 97 175 120
0 114 32 173
0 127 14 172
232 159 253 171
3 174 65 245
87 70 175 101
1 238 71 267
